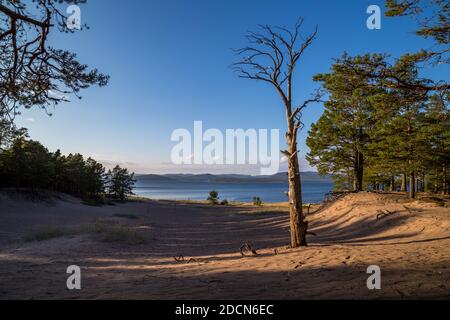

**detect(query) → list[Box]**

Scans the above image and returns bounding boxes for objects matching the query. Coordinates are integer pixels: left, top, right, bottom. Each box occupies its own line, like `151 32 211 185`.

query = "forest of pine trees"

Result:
0 121 135 200
307 54 449 197
306 1 449 199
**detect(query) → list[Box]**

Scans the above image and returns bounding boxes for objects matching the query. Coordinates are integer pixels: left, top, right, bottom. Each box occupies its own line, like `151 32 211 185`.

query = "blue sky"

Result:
15 0 447 174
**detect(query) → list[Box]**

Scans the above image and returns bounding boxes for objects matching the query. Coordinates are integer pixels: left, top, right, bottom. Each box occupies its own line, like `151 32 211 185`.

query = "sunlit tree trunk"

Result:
401 173 407 192
286 112 307 247
390 176 395 191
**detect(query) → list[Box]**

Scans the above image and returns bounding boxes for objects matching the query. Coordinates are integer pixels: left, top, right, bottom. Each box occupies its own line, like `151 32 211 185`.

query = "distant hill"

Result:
135 172 332 184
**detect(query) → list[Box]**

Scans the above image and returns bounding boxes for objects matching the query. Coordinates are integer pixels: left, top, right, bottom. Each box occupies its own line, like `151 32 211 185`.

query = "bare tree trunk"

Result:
401 173 407 192
409 171 416 199
287 154 306 247
286 117 307 247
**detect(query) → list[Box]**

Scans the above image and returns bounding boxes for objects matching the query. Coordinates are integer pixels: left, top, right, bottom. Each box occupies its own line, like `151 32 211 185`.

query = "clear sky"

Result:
15 0 447 174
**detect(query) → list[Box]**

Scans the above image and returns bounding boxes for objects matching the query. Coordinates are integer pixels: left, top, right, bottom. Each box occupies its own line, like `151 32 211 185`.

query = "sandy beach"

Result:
0 191 449 300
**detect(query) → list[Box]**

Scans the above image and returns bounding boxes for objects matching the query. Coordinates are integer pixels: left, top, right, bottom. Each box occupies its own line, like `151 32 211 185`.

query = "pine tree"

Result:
366 66 431 198
85 158 107 198
0 138 53 189
307 54 382 191
420 94 450 194
207 190 219 205
107 165 136 201
0 120 27 151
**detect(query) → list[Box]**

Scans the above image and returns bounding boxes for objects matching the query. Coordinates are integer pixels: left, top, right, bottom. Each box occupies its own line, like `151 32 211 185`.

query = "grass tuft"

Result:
22 221 145 245
23 227 71 242
79 221 144 244
112 213 139 220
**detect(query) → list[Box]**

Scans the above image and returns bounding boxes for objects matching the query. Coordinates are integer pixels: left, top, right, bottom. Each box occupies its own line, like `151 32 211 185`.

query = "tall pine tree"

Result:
307 54 382 191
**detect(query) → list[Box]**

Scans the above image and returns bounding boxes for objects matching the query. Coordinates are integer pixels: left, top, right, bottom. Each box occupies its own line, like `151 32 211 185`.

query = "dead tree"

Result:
232 18 320 247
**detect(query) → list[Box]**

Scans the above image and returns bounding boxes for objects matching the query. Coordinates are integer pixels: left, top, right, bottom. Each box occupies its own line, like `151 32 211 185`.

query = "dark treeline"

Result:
0 122 135 201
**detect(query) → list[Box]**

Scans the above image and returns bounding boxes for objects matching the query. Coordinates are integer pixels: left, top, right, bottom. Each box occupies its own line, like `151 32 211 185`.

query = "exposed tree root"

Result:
376 209 397 220
240 243 258 257
174 255 198 264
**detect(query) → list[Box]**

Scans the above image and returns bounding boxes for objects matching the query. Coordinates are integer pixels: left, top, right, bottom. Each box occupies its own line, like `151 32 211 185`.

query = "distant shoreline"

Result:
134 171 333 184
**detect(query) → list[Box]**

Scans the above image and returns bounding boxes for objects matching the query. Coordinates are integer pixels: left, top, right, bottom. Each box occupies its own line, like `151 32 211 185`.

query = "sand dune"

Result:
0 191 449 299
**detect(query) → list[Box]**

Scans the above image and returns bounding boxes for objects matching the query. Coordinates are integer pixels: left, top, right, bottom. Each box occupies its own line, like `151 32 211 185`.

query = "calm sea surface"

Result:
133 181 334 204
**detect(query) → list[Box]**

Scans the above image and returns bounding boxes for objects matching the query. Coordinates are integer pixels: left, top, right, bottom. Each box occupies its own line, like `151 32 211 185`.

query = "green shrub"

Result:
220 199 229 206
207 190 219 205
253 197 262 206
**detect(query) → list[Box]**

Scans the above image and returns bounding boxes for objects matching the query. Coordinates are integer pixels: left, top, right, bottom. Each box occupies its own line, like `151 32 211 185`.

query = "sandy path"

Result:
0 192 449 299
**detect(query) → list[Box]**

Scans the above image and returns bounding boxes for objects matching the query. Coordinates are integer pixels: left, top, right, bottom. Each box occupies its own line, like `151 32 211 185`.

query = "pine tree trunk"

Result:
401 173 407 192
434 168 439 193
423 173 427 193
390 176 395 192
443 165 447 195
416 176 420 193
409 171 416 199
354 151 364 192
